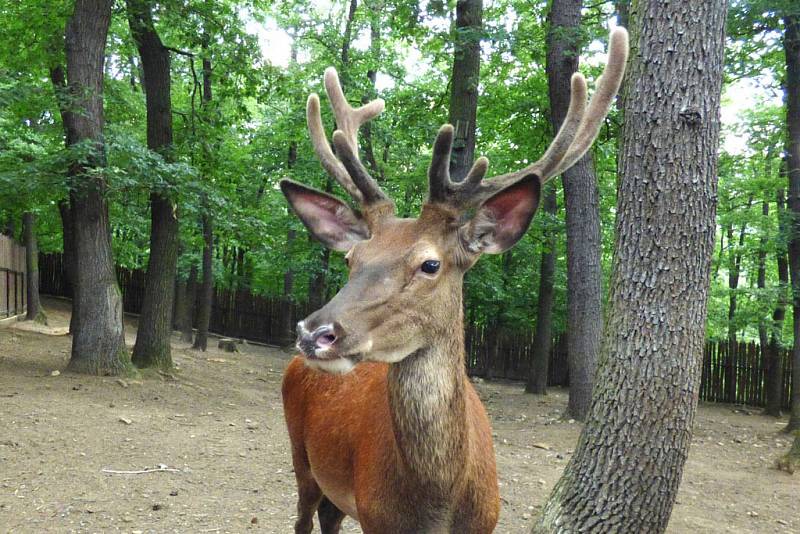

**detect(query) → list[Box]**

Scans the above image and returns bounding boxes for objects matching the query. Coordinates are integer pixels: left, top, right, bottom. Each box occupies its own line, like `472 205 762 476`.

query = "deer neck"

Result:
386 319 469 491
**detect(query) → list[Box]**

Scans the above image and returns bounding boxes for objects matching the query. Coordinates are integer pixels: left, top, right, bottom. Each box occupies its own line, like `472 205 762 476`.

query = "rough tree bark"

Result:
23 212 46 323
62 0 132 375
128 0 179 369
193 44 214 352
785 14 800 432
545 0 603 420
533 0 726 530
447 0 482 182
526 186 557 394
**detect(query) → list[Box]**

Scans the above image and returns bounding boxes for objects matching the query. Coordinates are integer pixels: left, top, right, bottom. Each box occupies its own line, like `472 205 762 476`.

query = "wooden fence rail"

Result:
38 253 792 409
0 235 25 318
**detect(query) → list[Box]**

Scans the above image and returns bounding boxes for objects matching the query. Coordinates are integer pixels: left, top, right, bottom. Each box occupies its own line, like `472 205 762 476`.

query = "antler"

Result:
307 67 390 206
428 27 629 209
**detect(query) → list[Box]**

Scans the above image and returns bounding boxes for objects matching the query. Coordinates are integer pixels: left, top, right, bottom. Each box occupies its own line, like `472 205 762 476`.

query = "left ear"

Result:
460 173 541 254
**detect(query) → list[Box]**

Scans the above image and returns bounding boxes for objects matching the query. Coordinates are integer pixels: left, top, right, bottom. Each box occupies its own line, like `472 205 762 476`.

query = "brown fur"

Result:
283 355 499 534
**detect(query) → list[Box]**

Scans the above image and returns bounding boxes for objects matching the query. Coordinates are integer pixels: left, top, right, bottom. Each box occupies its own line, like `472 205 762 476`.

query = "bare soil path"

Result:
0 299 797 533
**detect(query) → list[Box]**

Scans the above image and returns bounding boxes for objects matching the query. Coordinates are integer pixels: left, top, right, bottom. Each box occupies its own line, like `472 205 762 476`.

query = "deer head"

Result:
281 28 628 374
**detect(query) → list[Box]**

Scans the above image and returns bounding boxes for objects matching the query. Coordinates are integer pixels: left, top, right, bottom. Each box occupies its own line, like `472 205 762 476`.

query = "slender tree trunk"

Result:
281 139 298 344
173 276 188 331
128 0 179 369
193 47 215 352
766 189 789 416
309 247 330 311
62 0 132 376
362 2 384 180
784 14 800 432
545 0 602 420
181 264 197 343
526 186 557 394
56 200 76 299
23 212 46 323
727 208 749 344
193 213 214 350
757 200 769 353
447 0 482 182
534 0 726 530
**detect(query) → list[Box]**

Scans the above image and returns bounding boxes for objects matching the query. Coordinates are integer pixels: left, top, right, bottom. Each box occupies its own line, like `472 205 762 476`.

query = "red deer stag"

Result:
281 28 628 534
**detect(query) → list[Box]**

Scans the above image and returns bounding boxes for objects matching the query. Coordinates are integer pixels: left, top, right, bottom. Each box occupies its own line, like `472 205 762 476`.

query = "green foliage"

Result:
0 0 787 342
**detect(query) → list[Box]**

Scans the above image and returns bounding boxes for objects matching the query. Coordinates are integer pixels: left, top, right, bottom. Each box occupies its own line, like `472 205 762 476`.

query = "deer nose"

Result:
297 321 340 355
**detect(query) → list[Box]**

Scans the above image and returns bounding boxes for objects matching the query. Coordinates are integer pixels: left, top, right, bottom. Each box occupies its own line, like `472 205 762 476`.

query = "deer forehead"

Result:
354 218 449 264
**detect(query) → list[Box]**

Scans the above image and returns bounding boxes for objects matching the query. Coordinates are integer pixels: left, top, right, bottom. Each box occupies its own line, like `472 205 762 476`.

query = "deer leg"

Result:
293 471 323 534
317 496 346 534
290 438 324 534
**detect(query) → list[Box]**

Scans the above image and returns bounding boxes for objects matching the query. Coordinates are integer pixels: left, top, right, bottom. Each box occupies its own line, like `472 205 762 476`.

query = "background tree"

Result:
127 0 180 370
785 13 800 432
23 212 46 323
62 0 132 376
534 0 726 530
448 0 482 182
545 0 603 420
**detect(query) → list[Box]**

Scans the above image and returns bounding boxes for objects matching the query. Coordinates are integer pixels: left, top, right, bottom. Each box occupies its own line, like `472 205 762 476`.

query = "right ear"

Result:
280 179 370 251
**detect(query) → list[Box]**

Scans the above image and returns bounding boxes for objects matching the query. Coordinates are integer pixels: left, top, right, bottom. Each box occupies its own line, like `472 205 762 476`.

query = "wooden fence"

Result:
0 235 25 318
38 253 792 409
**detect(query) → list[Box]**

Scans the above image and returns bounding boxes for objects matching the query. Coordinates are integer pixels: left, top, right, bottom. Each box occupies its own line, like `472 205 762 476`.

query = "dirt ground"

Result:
0 298 797 534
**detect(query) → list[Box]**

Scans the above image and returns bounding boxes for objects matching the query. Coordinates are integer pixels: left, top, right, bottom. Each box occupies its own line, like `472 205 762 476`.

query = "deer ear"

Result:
280 179 370 251
460 174 541 254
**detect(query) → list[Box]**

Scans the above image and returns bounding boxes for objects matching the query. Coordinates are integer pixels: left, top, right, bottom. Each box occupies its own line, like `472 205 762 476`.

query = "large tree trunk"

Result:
533 0 726 531
62 0 132 376
766 189 789 417
193 49 215 352
526 186 557 394
785 14 800 432
447 0 482 182
545 0 603 421
128 0 179 370
23 212 46 323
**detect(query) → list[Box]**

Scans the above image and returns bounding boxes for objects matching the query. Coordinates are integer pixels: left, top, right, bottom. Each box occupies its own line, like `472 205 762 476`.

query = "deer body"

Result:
279 29 627 534
283 350 498 533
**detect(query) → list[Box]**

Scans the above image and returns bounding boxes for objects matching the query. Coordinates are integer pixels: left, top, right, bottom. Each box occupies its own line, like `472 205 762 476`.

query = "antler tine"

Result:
530 72 589 181
438 27 628 209
306 67 389 207
333 130 388 204
545 27 629 179
467 70 588 202
426 124 491 208
307 93 364 203
427 124 455 203
324 68 385 159
423 72 587 210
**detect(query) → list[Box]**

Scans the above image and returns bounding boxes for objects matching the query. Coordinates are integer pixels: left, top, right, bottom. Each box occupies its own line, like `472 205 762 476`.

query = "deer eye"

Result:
420 260 440 274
